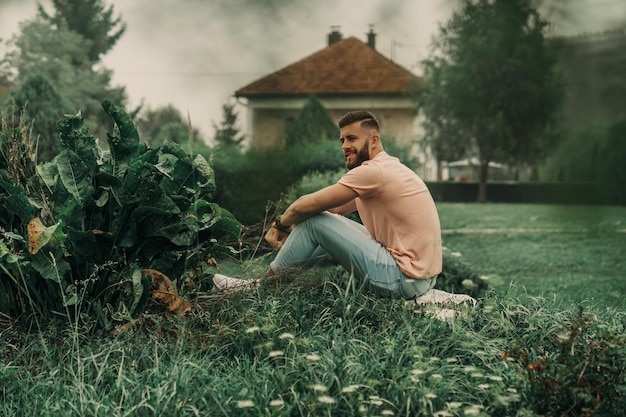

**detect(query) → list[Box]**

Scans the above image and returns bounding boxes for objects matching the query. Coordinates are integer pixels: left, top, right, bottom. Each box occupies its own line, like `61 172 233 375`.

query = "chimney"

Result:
367 25 376 49
328 26 342 46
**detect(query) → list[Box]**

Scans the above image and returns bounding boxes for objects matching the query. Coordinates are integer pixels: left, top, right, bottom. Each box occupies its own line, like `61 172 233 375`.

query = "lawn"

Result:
437 203 626 309
0 203 624 417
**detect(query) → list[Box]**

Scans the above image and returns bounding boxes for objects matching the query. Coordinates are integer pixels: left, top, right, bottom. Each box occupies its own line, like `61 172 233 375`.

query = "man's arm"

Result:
280 183 357 227
328 199 357 215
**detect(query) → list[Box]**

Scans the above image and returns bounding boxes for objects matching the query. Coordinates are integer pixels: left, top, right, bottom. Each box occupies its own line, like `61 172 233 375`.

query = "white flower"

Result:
317 395 336 404
236 400 254 408
431 374 443 379
268 350 284 358
311 384 327 392
446 357 458 363
425 393 437 399
447 402 463 409
269 399 284 407
478 384 490 389
381 410 395 415
411 369 426 376
279 332 294 339
245 326 260 334
451 251 462 257
487 375 504 381
341 385 360 393
306 354 321 361
462 366 478 373
462 279 477 289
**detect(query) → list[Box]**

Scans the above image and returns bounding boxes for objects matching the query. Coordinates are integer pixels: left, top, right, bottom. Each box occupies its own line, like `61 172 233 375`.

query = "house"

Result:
234 27 426 154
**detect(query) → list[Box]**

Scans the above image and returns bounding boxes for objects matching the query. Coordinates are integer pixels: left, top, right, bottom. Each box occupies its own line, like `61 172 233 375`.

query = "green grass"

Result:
1 203 625 416
438 203 626 309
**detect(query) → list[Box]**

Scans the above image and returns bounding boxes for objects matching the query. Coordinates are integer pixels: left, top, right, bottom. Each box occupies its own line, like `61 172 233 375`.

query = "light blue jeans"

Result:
270 212 436 299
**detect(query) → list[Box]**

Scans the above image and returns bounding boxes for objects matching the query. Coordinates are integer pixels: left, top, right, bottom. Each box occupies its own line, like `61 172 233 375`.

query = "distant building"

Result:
234 27 436 177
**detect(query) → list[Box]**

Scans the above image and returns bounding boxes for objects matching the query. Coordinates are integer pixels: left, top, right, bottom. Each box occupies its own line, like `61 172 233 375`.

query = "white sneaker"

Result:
213 273 260 292
414 289 477 307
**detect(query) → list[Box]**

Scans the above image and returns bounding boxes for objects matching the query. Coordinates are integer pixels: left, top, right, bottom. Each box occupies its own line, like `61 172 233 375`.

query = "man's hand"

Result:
265 226 291 250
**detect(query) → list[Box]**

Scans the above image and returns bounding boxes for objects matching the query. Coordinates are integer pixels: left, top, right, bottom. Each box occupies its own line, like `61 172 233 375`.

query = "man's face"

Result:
340 122 371 170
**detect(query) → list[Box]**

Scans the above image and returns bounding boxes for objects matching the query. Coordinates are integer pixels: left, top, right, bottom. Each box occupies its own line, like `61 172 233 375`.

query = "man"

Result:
213 110 442 300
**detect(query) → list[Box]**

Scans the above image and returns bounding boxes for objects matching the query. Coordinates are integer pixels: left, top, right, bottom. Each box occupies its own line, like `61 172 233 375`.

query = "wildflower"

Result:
479 275 490 281
268 350 284 358
451 251 462 257
279 332 294 339
369 396 383 406
462 279 476 289
487 375 504 381
447 402 463 409
311 384 327 392
471 373 484 378
341 385 360 393
317 395 336 404
236 400 254 408
411 369 426 376
477 384 490 389
464 407 481 415
429 356 440 362
245 326 260 334
269 399 284 407
425 393 437 399
507 388 518 393
306 354 321 361
381 410 395 415
446 357 458 363
462 366 478 373
431 374 443 379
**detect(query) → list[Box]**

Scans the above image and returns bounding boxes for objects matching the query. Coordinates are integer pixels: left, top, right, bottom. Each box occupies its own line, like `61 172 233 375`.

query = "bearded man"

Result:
213 110 442 300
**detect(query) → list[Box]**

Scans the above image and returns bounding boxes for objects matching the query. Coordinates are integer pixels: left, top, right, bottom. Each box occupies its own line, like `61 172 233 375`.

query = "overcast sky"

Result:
1 0 625 139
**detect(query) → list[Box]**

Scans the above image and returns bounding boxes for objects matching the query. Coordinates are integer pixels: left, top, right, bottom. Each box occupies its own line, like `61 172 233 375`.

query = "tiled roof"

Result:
235 37 423 97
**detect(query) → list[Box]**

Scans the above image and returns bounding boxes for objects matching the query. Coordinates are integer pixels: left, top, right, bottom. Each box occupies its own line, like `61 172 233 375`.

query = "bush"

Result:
0 101 240 328
437 252 489 299
506 306 626 416
212 140 345 224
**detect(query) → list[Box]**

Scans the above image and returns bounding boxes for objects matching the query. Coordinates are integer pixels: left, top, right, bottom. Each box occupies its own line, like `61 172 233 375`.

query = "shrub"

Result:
507 306 626 416
0 101 240 328
436 252 489 298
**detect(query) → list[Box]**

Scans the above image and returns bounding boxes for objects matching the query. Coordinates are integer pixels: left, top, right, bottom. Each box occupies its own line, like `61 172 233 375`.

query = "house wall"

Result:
243 95 418 145
240 95 439 179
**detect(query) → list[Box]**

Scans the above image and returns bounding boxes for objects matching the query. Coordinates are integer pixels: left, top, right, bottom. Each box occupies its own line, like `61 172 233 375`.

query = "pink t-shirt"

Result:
337 152 442 279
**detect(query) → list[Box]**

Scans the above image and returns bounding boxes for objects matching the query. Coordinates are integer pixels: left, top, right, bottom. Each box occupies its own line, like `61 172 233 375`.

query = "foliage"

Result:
506 306 626 416
539 123 608 182
284 95 339 146
213 140 345 224
1 16 127 140
0 101 240 328
212 101 245 148
437 251 489 299
596 118 626 204
9 75 73 162
420 0 563 201
135 103 204 148
38 0 126 63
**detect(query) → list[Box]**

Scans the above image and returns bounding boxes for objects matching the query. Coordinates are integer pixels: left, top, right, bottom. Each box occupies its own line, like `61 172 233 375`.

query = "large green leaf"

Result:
56 149 95 207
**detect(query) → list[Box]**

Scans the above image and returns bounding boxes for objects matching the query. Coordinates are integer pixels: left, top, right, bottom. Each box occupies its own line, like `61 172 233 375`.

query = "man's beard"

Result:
346 142 370 170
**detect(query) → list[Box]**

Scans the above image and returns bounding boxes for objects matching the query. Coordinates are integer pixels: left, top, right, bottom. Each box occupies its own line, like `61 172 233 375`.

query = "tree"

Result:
1 17 127 139
212 102 245 149
38 0 126 63
10 74 73 161
420 0 563 201
285 95 338 146
136 104 204 149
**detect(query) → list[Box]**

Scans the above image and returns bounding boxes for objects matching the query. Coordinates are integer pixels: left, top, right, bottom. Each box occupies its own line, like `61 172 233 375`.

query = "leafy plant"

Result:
0 100 241 328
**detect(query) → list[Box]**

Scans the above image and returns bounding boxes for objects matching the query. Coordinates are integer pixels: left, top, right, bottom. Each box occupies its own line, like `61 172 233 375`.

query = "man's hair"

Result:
338 110 380 132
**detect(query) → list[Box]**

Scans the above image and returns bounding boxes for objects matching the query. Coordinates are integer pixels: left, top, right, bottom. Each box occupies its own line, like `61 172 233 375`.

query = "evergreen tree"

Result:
38 0 126 63
212 102 244 148
285 95 338 146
